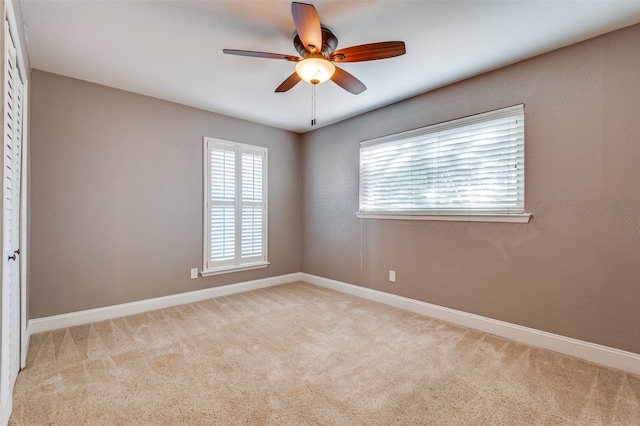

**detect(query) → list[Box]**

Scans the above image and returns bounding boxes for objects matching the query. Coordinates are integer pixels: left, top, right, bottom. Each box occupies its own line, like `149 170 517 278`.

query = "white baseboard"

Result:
29 272 301 335
20 322 30 369
27 271 640 375
1 394 11 426
301 273 640 376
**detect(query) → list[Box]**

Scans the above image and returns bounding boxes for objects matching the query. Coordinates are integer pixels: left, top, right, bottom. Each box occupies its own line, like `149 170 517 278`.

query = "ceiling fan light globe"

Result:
295 57 335 84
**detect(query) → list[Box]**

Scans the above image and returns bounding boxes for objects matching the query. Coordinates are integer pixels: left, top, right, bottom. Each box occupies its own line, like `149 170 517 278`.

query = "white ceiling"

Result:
20 1 640 133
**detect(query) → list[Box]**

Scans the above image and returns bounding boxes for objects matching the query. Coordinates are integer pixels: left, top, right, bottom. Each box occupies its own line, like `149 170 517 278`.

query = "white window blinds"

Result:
204 138 267 274
359 105 525 217
209 146 236 265
241 151 264 259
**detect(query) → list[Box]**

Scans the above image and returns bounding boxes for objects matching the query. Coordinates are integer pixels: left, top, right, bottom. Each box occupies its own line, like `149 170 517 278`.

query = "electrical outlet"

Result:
190 268 199 279
389 270 396 282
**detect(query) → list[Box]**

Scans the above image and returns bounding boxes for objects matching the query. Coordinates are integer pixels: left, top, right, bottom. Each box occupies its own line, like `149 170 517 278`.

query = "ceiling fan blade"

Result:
275 72 302 92
331 66 366 95
291 2 322 53
330 41 406 62
223 49 300 62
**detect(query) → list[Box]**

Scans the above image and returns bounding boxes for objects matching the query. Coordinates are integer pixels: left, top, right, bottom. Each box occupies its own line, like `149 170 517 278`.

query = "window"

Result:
203 137 268 276
358 104 530 223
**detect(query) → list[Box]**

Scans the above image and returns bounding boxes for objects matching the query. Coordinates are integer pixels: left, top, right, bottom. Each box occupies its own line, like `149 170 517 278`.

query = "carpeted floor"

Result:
10 282 640 425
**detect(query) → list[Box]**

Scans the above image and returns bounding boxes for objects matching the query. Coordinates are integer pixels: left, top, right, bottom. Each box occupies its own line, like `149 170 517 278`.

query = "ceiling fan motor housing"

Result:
294 27 338 58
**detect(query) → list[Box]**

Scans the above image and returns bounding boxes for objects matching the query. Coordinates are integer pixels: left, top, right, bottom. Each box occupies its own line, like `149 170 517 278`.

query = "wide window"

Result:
203 137 268 276
358 104 530 223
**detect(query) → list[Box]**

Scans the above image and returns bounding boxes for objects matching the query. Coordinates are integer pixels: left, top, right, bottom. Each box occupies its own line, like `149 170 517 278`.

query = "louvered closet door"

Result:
1 23 23 422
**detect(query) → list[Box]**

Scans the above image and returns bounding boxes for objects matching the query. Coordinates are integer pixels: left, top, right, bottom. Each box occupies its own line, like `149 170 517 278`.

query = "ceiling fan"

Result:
223 1 406 95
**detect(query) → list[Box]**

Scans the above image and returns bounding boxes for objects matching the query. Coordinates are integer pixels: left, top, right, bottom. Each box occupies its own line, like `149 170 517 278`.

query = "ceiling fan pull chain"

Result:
311 82 317 126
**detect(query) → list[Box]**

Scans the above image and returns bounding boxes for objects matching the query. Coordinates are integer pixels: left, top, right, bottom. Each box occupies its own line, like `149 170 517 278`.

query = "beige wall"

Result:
30 71 302 318
29 23 640 354
301 23 640 354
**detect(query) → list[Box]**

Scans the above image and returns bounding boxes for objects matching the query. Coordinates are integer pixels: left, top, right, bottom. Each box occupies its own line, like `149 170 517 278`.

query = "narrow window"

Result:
203 138 268 275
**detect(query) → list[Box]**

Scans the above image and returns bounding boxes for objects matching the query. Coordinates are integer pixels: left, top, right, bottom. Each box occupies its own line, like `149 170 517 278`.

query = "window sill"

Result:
201 261 270 277
355 213 531 223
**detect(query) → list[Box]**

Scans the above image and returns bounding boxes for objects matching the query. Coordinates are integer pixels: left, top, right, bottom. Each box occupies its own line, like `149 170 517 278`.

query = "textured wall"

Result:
301 24 640 353
29 23 640 354
30 71 302 318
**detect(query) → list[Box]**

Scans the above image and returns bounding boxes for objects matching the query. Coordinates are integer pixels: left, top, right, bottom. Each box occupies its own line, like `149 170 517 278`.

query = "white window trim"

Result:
202 137 268 276
200 261 269 277
355 212 531 223
357 104 530 224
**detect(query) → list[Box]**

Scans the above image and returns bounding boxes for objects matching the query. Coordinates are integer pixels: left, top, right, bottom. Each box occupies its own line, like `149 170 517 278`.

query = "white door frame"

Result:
18 81 27 369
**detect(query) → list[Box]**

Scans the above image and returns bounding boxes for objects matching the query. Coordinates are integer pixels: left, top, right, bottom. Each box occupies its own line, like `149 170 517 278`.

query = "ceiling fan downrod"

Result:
311 82 317 126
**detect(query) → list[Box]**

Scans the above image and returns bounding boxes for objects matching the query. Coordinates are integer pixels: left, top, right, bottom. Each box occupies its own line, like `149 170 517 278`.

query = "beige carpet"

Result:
10 282 640 425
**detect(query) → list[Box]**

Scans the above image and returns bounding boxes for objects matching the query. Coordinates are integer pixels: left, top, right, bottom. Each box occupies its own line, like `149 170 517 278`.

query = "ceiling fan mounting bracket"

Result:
293 27 338 58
